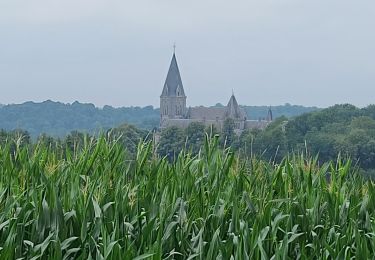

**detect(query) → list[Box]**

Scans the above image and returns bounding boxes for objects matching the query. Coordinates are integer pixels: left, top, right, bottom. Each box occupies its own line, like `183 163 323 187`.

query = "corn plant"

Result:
0 134 374 259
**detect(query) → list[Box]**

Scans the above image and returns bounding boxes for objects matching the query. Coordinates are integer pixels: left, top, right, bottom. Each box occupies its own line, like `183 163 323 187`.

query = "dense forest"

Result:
0 100 318 138
0 101 159 137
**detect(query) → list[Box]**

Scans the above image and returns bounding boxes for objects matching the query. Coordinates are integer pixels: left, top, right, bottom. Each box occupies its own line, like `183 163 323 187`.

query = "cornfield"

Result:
0 134 374 259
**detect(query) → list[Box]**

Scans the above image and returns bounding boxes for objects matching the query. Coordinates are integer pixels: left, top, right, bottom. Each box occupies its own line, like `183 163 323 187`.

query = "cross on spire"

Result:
173 43 176 54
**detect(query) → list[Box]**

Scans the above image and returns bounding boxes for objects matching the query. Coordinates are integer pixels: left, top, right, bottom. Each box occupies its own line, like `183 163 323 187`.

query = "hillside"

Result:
0 100 318 138
0 101 159 138
237 104 375 174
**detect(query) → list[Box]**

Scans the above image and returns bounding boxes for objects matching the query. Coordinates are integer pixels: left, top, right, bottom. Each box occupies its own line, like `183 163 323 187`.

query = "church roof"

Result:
186 94 248 121
225 94 245 119
161 53 186 97
188 106 227 120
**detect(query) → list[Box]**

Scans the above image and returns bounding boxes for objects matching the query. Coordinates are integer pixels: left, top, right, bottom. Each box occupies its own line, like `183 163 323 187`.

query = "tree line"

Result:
1 103 374 176
0 100 317 138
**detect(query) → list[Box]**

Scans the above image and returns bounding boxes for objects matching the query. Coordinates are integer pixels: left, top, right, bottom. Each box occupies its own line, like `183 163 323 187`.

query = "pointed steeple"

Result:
225 94 243 119
160 52 188 123
161 53 185 97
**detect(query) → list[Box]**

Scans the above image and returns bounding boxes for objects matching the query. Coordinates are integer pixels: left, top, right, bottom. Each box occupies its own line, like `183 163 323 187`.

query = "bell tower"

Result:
160 51 187 125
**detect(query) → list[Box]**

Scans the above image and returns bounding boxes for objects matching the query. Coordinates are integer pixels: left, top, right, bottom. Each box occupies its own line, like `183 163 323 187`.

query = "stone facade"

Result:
160 53 272 132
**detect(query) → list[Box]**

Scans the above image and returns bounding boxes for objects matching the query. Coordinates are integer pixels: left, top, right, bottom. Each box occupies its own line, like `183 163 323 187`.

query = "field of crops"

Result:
0 135 374 259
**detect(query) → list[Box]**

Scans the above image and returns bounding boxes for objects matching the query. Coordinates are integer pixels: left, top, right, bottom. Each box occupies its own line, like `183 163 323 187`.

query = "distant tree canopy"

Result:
0 100 318 138
0 101 159 138
242 103 319 120
240 104 375 170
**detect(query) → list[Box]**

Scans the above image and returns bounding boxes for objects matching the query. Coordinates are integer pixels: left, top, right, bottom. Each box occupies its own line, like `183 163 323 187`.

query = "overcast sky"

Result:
0 0 374 108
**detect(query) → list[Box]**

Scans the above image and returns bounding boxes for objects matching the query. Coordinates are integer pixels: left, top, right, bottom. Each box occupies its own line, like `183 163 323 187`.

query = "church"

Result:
160 52 272 133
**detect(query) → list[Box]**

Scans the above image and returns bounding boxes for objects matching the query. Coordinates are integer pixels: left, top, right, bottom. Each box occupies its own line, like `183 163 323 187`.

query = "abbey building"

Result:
160 52 272 133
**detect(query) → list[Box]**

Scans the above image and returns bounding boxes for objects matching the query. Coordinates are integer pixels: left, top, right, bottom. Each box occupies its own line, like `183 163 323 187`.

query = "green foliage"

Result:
242 105 375 171
108 124 149 155
205 124 219 136
158 121 234 159
252 117 288 162
0 101 159 138
0 136 374 258
185 122 205 154
0 129 31 155
157 126 185 160
0 101 318 138
242 103 319 120
64 130 86 152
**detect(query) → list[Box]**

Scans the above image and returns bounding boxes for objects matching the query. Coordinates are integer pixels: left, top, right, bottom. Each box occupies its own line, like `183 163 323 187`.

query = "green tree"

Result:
158 126 184 160
252 117 288 162
64 131 87 153
238 128 262 156
185 122 205 154
109 124 148 155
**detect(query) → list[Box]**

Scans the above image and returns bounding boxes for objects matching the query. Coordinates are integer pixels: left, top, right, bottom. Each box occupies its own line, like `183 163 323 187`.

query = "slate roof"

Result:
188 106 227 120
161 53 185 97
225 95 246 119
187 95 247 121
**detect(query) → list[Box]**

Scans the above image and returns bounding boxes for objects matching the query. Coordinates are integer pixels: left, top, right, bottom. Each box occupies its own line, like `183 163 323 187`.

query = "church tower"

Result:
160 52 187 124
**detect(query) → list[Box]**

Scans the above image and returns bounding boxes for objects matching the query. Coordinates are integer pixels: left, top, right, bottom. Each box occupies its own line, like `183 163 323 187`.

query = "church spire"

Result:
160 51 187 123
226 93 243 119
160 52 185 97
